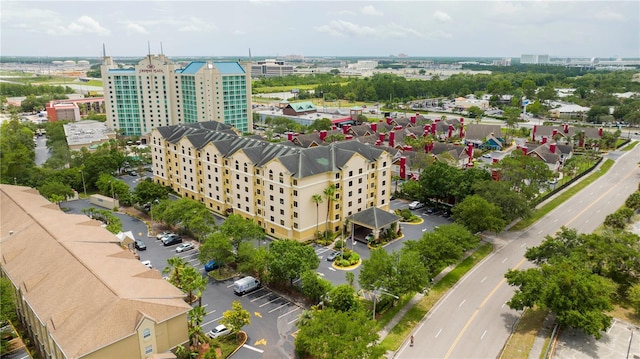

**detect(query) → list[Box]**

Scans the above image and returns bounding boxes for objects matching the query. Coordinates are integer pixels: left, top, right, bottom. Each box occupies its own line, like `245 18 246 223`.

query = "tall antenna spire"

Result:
103 43 106 58
147 40 152 64
249 48 252 62
160 42 164 56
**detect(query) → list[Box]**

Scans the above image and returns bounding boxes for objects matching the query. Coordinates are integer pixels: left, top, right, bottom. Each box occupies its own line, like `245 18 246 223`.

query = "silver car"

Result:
207 324 231 339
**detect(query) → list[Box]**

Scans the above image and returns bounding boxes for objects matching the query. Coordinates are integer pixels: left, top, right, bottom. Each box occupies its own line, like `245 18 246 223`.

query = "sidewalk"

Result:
378 248 477 352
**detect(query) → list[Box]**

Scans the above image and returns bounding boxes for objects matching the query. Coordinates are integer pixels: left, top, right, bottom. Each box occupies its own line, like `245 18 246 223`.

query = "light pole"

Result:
80 170 87 197
372 289 399 320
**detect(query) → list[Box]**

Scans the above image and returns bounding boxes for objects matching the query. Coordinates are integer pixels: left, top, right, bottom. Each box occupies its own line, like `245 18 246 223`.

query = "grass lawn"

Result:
499 307 549 359
621 141 638 151
379 242 494 352
510 159 614 231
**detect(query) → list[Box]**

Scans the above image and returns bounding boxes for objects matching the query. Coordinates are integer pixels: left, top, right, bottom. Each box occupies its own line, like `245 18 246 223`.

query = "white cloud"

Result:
176 17 217 32
126 23 149 35
383 23 427 39
43 15 110 36
433 10 452 22
594 10 625 21
361 5 383 16
67 16 111 35
315 20 376 37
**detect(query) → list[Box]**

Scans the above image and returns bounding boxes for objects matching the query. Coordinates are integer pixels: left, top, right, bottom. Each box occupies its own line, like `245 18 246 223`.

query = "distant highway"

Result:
396 145 640 359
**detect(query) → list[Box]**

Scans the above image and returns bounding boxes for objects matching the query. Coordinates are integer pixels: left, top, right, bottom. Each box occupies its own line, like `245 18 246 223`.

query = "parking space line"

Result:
201 316 223 328
207 309 216 316
251 292 272 302
278 307 300 319
259 297 281 307
226 283 235 288
242 344 264 353
288 317 298 325
268 303 290 313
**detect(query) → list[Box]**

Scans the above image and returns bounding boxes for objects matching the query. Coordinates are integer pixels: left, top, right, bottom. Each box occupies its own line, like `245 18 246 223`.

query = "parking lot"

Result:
60 196 451 358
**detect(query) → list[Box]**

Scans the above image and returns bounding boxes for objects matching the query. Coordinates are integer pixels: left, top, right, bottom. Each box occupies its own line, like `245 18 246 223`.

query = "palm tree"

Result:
312 194 323 237
163 256 186 289
188 305 207 348
323 184 337 234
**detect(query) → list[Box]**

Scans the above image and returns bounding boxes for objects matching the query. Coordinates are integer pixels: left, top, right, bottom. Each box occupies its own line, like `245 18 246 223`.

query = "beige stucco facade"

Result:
150 123 393 241
1 185 191 359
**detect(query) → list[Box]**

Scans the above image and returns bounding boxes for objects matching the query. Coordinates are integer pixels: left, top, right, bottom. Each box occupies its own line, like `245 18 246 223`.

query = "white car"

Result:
409 201 425 210
481 153 492 159
141 260 152 269
156 231 173 240
206 324 231 339
175 243 194 253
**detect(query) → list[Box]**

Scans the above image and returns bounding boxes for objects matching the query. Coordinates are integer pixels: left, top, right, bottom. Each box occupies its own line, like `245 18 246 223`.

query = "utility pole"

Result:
80 170 87 197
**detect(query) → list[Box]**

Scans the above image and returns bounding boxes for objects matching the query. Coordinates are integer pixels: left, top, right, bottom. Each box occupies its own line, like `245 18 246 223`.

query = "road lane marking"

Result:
459 300 465 307
329 267 336 271
553 218 558 222
502 258 508 263
317 272 325 276
254 311 262 318
243 344 265 353
278 307 300 319
481 330 487 340
444 257 526 359
288 317 298 325
435 328 442 338
480 276 487 283
226 283 234 288
207 310 216 316
443 164 639 358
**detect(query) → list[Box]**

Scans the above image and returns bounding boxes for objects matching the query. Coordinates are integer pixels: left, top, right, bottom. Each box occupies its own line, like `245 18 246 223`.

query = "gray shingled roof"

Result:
465 124 502 141
156 122 390 179
349 207 401 230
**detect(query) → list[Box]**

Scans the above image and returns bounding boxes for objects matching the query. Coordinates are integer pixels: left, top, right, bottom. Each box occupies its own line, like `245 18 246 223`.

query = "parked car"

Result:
135 239 147 251
156 231 173 240
409 201 425 210
204 260 219 272
162 234 182 246
365 233 375 243
233 276 261 295
176 242 194 253
326 251 342 262
207 324 231 339
481 153 492 159
129 170 138 176
141 260 152 269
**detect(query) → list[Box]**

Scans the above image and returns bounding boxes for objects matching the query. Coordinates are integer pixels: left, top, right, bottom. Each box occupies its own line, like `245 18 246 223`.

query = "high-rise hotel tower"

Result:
101 53 252 136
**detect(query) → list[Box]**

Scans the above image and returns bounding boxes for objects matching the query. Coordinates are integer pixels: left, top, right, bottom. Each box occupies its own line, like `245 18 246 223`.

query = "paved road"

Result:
396 145 640 359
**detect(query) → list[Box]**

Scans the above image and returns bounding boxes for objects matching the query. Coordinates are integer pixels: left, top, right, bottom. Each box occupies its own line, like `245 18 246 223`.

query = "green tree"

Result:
268 239 320 285
236 243 270 281
312 194 323 237
180 266 205 304
300 270 333 304
220 214 264 253
494 150 553 200
132 179 169 205
198 232 235 272
467 106 485 120
506 259 616 339
624 192 640 211
38 181 74 202
0 119 36 184
0 277 17 354
221 301 251 340
628 283 640 315
473 180 531 222
163 256 187 289
326 284 361 312
187 305 207 348
323 184 337 233
295 307 384 359
451 195 506 233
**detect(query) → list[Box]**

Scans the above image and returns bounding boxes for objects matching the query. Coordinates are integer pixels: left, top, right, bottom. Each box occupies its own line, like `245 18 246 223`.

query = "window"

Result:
143 328 151 339
349 181 353 186
280 219 285 225
145 346 153 355
349 170 353 177
280 209 284 215
359 178 363 184
348 191 352 197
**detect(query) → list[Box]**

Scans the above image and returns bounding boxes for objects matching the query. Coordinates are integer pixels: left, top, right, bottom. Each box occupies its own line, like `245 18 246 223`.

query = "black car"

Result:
162 234 183 246
135 239 147 251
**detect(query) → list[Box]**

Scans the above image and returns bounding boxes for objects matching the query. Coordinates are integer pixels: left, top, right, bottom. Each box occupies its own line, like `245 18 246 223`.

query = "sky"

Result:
1 0 639 59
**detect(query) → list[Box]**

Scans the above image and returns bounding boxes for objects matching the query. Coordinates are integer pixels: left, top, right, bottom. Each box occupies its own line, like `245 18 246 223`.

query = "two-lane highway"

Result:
397 146 640 359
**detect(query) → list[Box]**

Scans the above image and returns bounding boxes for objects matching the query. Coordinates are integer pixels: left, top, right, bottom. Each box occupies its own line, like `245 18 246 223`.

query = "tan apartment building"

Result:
150 122 393 241
102 54 252 136
0 185 191 359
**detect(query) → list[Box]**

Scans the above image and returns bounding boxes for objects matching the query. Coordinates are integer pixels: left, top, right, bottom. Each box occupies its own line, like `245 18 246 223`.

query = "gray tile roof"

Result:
348 207 401 230
464 124 502 141
156 122 389 178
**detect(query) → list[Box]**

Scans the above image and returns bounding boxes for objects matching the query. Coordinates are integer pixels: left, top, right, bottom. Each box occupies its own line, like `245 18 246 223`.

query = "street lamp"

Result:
372 289 399 320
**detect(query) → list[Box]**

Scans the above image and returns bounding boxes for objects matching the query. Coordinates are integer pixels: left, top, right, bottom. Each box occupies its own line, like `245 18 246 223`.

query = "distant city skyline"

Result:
1 1 638 59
